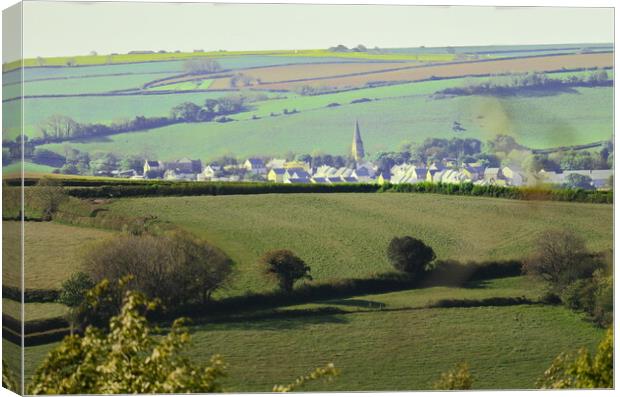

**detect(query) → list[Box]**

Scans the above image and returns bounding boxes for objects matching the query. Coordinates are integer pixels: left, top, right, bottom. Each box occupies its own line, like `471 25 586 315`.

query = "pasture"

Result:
2 221 115 289
38 85 612 160
20 286 604 390
105 193 613 296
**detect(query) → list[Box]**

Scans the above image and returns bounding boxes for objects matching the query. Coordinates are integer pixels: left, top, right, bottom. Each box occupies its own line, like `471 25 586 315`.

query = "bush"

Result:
57 272 95 334
522 230 602 292
537 327 613 389
433 362 473 390
84 231 232 309
259 249 312 293
386 236 436 277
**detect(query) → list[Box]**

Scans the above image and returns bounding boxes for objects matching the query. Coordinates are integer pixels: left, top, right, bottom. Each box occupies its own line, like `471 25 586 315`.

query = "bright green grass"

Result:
3 73 174 100
2 221 116 289
105 194 612 297
39 86 612 159
2 162 56 175
148 79 214 91
20 285 604 390
4 92 234 140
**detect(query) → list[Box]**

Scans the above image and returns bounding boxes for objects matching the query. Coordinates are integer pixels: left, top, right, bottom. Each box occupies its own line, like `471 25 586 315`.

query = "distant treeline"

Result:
434 69 612 97
7 178 608 203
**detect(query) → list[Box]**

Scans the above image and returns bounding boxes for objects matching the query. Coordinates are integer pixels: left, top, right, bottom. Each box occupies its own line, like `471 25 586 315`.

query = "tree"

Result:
32 177 67 220
564 173 593 190
39 115 79 140
57 272 95 335
170 102 203 122
183 58 222 75
522 230 601 292
387 236 436 277
29 286 227 394
259 249 312 293
433 362 473 390
537 327 613 389
84 231 232 309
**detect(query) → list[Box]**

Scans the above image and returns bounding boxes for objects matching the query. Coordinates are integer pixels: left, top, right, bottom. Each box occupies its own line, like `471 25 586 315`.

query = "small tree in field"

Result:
57 272 95 335
523 230 600 293
259 249 311 293
387 236 436 277
32 177 67 220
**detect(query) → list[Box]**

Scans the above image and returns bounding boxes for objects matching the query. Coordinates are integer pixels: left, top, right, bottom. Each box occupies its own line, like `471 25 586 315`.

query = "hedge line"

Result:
2 285 59 303
428 296 534 309
2 313 69 335
64 181 612 203
3 326 70 347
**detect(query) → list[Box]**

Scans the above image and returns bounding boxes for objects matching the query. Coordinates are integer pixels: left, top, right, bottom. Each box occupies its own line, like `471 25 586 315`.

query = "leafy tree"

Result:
564 174 593 190
183 58 222 74
433 362 473 390
522 230 601 293
537 327 613 389
259 249 312 293
2 360 19 393
387 236 436 277
29 287 227 394
57 272 95 334
171 102 203 122
84 231 232 308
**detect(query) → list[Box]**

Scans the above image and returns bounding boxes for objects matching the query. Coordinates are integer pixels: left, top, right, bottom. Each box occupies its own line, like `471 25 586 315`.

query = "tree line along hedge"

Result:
52 181 612 203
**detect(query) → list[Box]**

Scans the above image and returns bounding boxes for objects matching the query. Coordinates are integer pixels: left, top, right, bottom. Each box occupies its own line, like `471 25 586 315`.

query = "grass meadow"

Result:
105 193 613 296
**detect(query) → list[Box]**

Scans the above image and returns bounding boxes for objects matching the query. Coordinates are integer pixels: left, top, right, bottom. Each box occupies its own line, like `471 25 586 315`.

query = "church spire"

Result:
352 120 365 162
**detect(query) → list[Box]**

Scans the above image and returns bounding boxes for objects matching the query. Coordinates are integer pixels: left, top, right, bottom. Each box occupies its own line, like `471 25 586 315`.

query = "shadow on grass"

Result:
323 299 387 309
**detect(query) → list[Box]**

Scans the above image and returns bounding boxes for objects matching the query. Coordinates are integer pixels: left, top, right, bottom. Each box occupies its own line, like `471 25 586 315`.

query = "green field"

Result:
37 85 612 160
2 221 115 289
104 193 612 296
19 284 604 390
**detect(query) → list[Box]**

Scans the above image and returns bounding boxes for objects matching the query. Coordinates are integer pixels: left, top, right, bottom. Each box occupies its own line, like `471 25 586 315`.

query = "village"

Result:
116 121 613 190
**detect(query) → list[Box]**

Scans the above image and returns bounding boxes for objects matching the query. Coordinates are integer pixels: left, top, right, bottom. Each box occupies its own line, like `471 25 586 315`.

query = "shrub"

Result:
57 272 95 334
433 362 473 390
537 327 613 389
522 230 601 292
386 236 436 277
259 249 312 293
83 231 232 309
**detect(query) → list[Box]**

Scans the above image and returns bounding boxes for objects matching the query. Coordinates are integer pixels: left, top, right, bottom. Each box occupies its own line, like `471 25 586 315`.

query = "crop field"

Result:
38 85 612 159
257 52 613 91
105 193 612 296
2 221 115 289
205 62 417 89
20 292 604 390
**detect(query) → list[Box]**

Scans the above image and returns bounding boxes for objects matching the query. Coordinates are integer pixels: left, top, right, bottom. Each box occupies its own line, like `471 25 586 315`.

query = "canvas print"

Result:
1 1 614 394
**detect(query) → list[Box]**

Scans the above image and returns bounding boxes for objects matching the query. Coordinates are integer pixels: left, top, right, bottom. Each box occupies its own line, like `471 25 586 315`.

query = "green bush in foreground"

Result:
433 362 473 390
537 327 613 389
29 280 338 394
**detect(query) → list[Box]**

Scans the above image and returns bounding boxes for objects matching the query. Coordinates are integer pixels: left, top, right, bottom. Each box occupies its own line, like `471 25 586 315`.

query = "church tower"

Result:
351 120 365 162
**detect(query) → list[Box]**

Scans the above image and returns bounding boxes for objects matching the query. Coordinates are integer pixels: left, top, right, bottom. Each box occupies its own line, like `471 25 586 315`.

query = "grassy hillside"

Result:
2 221 115 289
21 284 603 390
105 193 612 296
38 86 612 160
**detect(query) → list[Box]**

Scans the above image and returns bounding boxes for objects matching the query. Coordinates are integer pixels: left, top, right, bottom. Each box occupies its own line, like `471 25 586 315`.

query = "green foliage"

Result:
387 236 436 276
28 287 227 394
537 327 613 389
260 249 312 293
2 359 19 393
57 272 95 308
83 232 233 308
273 363 340 392
565 173 593 190
433 362 473 390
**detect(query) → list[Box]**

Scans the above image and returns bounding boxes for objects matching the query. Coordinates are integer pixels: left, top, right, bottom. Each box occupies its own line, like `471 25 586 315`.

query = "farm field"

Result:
20 295 604 390
105 193 613 296
38 86 613 160
2 221 116 289
3 299 68 321
256 52 613 90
